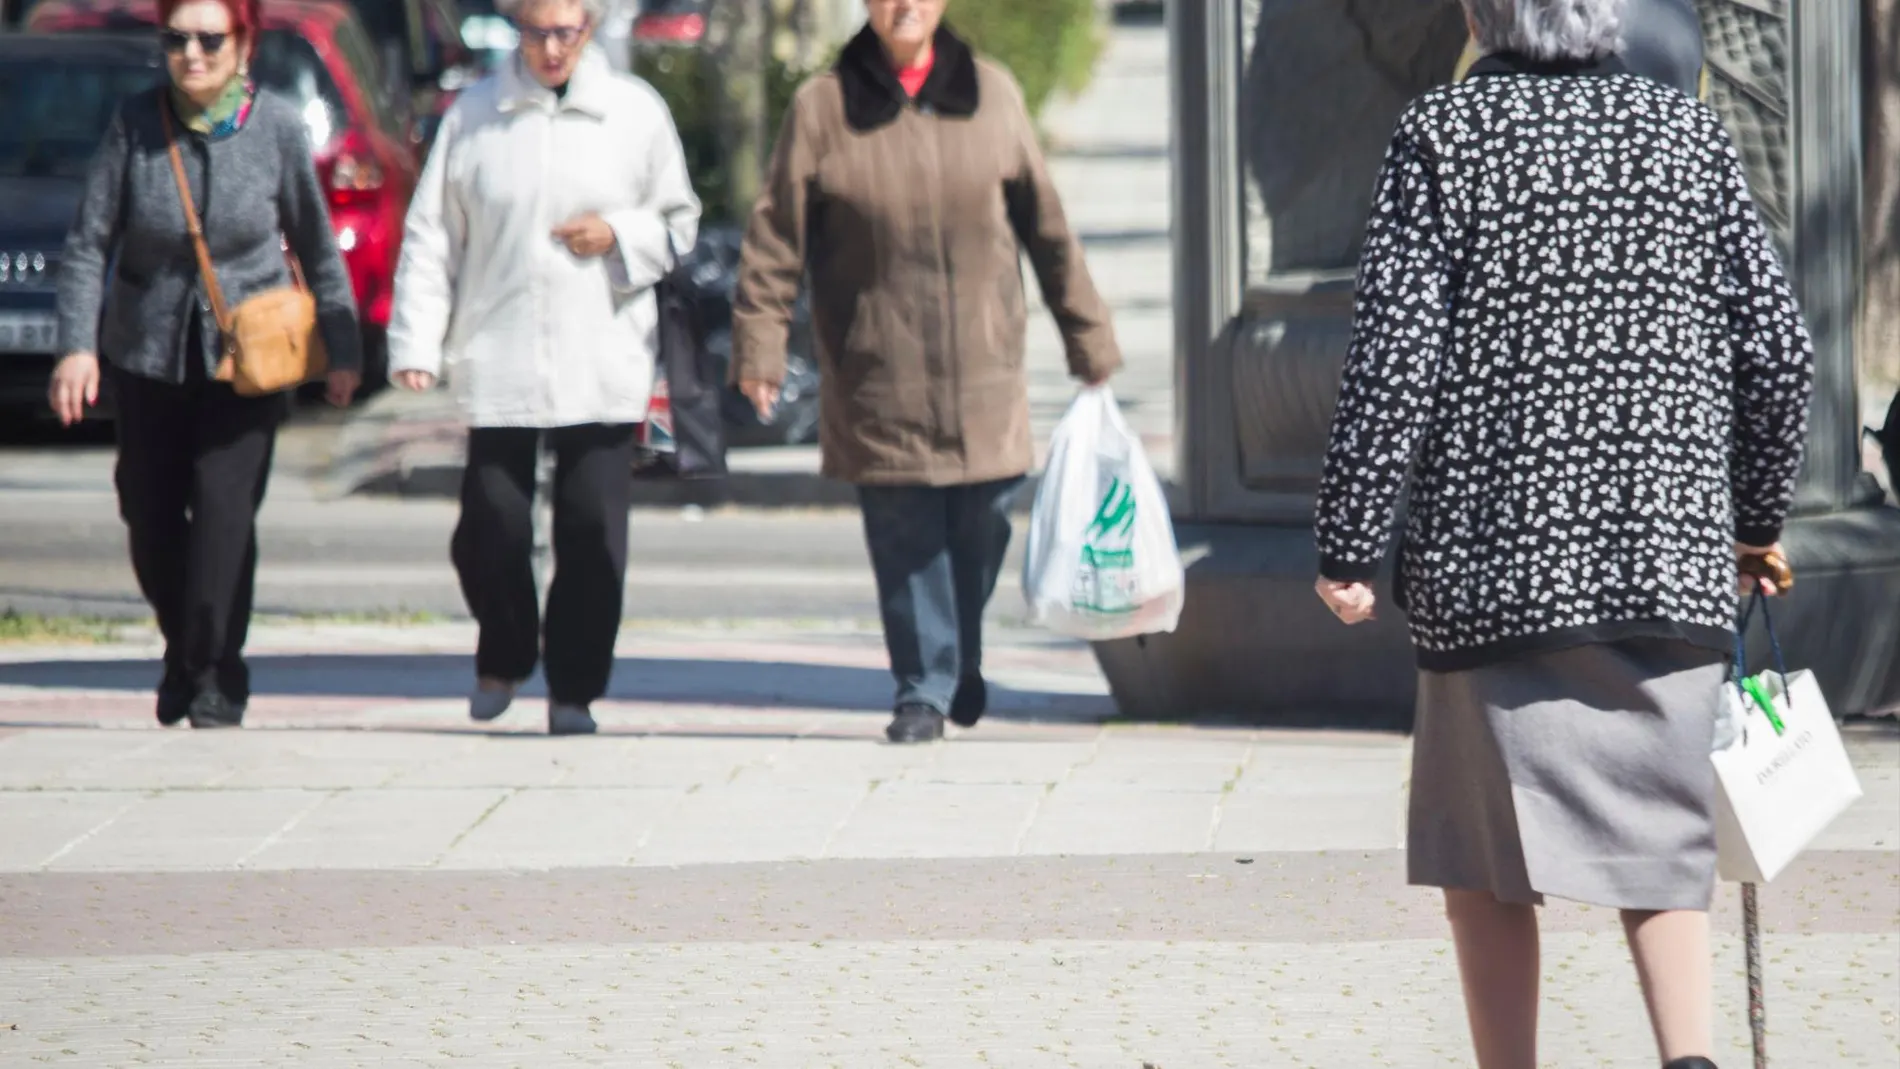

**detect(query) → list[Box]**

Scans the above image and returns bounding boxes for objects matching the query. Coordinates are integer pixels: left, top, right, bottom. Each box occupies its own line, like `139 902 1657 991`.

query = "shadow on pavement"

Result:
0 652 1115 724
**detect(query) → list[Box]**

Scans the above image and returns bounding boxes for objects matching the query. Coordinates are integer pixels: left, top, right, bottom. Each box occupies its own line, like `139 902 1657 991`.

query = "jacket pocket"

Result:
836 291 929 436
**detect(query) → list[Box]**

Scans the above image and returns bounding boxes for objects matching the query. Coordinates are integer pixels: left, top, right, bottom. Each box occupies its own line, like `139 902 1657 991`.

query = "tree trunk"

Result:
1866 0 1900 388
708 0 772 223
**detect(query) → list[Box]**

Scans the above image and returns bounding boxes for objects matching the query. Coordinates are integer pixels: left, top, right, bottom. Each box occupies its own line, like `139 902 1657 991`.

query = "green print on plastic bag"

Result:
1074 476 1138 613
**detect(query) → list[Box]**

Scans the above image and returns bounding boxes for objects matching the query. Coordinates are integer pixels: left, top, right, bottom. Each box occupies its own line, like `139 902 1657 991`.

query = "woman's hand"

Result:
739 379 780 421
325 369 361 408
48 352 101 427
393 370 438 392
1737 542 1792 597
1315 578 1377 625
552 213 617 259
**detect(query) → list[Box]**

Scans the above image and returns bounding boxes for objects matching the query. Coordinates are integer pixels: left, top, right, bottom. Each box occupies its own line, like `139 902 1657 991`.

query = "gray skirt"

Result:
1408 639 1727 911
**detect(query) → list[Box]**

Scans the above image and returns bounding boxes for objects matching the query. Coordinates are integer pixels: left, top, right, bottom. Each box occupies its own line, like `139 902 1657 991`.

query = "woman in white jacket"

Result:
387 0 699 735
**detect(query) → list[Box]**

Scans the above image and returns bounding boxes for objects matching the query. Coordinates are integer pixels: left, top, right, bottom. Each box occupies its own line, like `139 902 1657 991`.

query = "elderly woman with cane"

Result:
731 0 1121 744
387 0 699 735
1313 1 1814 1066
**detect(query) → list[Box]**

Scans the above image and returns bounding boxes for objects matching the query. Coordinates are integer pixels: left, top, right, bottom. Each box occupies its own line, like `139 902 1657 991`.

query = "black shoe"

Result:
156 686 192 727
885 703 945 744
1664 1058 1719 1069
948 674 987 728
186 691 244 729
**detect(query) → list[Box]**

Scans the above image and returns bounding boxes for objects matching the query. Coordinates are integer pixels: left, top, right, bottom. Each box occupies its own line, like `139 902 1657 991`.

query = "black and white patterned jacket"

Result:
1315 51 1814 672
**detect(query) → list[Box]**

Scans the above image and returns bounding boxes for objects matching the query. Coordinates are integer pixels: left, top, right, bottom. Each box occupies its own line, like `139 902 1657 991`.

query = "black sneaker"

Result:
186 691 244 729
1664 1058 1719 1069
156 686 192 727
948 674 988 728
885 703 945 744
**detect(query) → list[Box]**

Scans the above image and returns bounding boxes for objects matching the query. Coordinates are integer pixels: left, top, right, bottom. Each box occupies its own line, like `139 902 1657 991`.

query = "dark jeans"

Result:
857 477 1025 714
111 361 285 705
452 424 636 706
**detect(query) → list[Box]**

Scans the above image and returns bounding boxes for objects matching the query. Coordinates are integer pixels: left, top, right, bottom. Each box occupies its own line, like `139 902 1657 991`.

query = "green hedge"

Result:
949 0 1103 119
635 0 1103 225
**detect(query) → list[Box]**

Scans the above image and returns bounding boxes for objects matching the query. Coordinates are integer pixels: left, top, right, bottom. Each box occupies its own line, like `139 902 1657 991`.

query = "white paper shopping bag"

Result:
1711 613 1864 884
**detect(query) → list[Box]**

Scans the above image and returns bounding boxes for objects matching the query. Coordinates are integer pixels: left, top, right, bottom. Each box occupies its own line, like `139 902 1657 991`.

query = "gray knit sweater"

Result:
57 86 362 381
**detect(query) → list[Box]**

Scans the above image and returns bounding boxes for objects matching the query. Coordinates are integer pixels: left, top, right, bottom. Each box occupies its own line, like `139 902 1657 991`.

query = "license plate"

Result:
0 312 59 354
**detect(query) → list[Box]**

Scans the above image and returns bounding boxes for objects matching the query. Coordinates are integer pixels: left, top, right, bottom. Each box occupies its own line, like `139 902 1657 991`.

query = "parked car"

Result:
631 0 703 45
0 33 164 420
29 0 421 390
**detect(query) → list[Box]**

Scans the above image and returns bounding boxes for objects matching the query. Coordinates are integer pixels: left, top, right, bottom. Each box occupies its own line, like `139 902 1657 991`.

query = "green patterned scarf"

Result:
169 77 255 140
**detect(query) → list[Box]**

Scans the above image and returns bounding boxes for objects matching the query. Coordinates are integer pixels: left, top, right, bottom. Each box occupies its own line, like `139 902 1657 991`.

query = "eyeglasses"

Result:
515 22 588 48
159 29 230 55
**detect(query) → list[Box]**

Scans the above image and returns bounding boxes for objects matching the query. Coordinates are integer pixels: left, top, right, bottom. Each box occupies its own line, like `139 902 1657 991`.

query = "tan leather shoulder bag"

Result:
161 103 327 396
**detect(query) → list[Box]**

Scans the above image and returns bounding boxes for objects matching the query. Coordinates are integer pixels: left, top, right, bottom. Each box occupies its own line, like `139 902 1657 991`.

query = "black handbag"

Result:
635 243 728 480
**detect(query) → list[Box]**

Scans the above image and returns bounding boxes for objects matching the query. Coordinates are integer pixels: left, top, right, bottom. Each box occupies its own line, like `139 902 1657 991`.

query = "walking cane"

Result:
1736 551 1794 1069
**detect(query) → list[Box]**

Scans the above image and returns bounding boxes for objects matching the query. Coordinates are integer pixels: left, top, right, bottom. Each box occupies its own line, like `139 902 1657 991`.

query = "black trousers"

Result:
452 424 636 706
857 477 1024 714
111 362 285 705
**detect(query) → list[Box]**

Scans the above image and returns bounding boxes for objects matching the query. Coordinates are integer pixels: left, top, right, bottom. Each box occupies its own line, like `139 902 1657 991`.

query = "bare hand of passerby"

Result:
48 352 100 426
1737 542 1792 597
326 369 361 408
1315 578 1377 624
551 214 616 259
739 378 780 420
393 370 438 392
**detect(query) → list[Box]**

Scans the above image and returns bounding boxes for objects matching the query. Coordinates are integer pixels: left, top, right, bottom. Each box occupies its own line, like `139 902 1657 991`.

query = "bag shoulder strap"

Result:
160 103 232 330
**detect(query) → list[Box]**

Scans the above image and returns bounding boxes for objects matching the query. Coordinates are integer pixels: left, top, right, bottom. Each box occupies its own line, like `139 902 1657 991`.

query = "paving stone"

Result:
440 787 687 869
825 781 1044 859
0 791 139 869
0 730 177 789
635 783 868 867
560 736 794 789
48 789 322 872
1020 785 1222 855
1214 787 1407 852
244 788 504 870
905 740 1098 786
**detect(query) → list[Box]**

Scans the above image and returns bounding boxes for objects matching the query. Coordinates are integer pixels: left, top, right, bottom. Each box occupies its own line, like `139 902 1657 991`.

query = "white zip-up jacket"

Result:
388 50 700 427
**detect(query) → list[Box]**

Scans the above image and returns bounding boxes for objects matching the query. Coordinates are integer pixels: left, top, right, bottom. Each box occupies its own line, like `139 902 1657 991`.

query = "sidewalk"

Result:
327 25 1177 505
1 619 1896 1066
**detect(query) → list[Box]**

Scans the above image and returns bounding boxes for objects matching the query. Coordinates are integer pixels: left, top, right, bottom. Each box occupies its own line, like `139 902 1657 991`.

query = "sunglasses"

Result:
515 22 588 48
158 29 230 55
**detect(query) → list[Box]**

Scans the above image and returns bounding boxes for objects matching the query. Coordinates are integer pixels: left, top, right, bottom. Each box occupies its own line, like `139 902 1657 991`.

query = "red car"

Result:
28 0 420 385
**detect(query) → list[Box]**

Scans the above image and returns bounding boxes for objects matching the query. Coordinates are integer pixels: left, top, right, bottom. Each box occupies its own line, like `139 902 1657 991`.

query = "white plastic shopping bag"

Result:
1023 386 1184 640
1711 598 1864 884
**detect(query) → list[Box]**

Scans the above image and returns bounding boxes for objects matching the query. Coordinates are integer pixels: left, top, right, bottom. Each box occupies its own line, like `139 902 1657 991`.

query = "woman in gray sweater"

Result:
50 0 362 729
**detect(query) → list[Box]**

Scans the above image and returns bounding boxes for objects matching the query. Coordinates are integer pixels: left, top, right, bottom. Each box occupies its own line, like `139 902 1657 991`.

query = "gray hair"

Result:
496 0 608 21
1463 0 1625 61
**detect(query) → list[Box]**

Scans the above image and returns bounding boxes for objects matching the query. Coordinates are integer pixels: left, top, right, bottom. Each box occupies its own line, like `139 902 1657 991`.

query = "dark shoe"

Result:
885 703 945 744
948 674 987 728
1664 1058 1719 1069
156 686 192 727
186 691 244 729
548 703 598 736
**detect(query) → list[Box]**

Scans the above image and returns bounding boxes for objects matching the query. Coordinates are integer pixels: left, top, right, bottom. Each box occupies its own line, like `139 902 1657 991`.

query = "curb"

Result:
355 461 1058 512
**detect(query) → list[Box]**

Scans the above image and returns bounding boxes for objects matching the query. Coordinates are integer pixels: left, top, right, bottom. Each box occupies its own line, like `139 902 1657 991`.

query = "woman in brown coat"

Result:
732 0 1120 743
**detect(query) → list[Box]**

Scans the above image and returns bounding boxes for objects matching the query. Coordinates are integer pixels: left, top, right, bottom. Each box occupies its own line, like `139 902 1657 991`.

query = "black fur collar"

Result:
836 23 979 132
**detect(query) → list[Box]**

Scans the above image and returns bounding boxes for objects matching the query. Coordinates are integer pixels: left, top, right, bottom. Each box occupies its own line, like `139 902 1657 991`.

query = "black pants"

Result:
111 362 284 705
452 424 636 705
857 477 1024 714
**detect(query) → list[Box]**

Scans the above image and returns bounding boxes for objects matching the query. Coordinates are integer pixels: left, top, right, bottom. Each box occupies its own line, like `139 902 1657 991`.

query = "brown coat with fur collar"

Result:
731 25 1121 486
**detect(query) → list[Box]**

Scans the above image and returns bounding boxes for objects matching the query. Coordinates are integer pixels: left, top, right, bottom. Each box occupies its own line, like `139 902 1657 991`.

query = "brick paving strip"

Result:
1 853 1894 957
